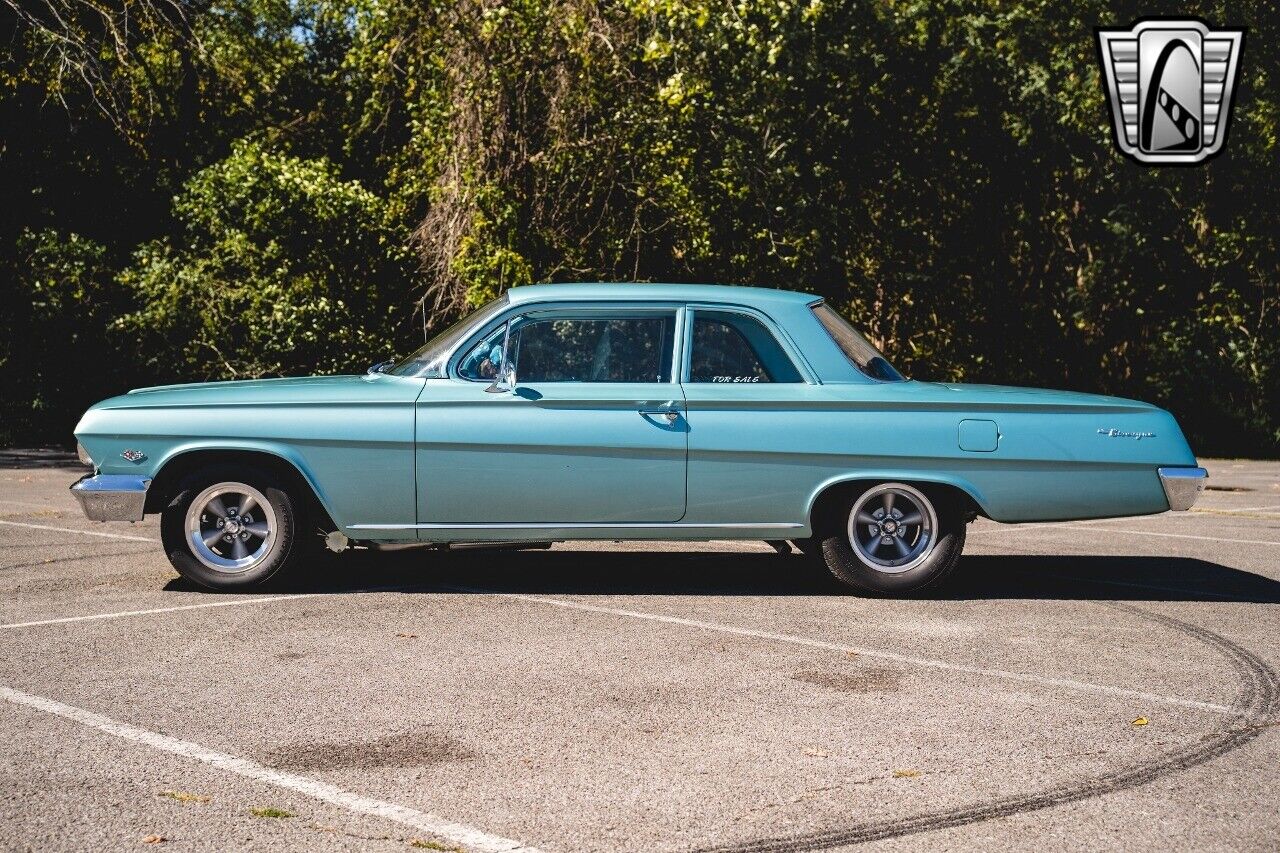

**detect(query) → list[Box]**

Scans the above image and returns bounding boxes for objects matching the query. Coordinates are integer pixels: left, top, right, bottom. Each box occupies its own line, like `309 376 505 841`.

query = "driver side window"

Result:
458 312 677 383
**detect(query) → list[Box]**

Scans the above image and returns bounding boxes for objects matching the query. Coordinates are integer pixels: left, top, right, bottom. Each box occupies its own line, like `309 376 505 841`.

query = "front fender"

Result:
74 393 419 536
148 440 342 527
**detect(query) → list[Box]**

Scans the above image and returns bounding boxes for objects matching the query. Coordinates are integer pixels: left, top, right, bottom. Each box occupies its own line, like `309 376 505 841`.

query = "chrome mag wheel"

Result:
846 483 938 573
184 482 277 573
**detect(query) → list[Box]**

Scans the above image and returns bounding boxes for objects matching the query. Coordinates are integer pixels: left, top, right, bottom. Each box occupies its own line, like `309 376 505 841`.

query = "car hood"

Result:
91 375 423 409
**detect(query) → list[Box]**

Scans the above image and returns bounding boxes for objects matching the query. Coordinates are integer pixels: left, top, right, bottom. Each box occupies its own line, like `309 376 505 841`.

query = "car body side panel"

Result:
414 380 688 526
682 381 1192 524
74 374 423 539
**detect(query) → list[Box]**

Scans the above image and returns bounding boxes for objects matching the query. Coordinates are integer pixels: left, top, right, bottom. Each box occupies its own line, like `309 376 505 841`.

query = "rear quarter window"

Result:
811 303 906 382
688 311 803 383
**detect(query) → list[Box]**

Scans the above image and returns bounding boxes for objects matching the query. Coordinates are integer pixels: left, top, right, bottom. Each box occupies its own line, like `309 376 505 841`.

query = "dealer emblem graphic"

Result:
1096 19 1244 164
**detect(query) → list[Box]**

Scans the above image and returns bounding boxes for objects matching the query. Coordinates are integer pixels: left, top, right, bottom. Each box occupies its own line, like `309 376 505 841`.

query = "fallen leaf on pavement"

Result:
142 835 166 844
892 769 921 778
1132 717 1149 726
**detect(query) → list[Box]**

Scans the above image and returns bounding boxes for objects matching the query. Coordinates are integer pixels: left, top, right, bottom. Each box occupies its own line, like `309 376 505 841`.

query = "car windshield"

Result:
390 296 509 377
811 303 906 382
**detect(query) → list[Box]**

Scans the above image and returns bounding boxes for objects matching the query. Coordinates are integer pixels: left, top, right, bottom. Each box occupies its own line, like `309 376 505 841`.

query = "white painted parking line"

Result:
444 587 1239 716
1057 525 1280 547
0 498 60 509
1193 505 1280 517
0 519 158 543
0 686 542 853
0 595 325 629
1 582 429 630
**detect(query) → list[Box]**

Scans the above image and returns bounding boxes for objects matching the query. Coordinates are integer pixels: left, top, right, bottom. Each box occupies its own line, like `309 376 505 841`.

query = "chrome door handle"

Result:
638 408 680 424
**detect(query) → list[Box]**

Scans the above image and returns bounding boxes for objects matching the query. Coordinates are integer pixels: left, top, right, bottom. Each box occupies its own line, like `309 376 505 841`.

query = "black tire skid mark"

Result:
697 603 1279 853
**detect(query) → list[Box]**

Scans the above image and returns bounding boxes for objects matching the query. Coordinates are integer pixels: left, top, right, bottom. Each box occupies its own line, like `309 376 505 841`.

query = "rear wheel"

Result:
818 482 964 596
161 466 298 590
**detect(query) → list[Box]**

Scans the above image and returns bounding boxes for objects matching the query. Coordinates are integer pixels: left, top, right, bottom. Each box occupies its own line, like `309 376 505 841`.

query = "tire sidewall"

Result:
161 466 296 590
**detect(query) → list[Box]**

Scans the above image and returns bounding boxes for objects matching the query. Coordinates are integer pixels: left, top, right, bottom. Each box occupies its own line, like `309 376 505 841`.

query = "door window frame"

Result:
449 301 687 385
679 304 817 385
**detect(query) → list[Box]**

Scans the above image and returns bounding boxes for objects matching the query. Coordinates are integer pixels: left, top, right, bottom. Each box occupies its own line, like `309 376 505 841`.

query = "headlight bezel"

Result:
76 442 94 467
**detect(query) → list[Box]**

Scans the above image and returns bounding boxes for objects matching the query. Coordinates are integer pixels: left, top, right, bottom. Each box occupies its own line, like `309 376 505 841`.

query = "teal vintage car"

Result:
71 283 1206 594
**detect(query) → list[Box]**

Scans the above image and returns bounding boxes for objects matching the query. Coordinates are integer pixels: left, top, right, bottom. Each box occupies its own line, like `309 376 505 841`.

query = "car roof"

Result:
505 282 822 309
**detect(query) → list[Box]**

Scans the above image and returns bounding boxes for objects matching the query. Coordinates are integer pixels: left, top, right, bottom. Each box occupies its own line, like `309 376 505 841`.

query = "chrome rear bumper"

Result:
1157 466 1207 512
70 474 151 522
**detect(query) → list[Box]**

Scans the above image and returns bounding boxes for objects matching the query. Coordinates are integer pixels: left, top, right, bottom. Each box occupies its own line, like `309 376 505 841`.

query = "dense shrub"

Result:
0 229 126 445
116 141 418 380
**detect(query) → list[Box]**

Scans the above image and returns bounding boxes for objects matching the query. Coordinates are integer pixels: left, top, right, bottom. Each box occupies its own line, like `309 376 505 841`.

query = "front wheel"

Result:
819 482 964 596
161 466 298 590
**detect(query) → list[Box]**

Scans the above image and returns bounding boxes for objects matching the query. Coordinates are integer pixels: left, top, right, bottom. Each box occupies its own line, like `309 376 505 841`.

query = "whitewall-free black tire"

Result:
819 482 965 596
160 465 298 590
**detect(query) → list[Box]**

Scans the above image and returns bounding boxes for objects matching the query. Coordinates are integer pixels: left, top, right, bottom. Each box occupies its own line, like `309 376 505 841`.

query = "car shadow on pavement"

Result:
164 548 1280 604
941 554 1280 603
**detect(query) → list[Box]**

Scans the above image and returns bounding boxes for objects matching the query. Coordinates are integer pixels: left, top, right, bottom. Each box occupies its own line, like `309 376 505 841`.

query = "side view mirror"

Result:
485 366 517 394
367 359 394 375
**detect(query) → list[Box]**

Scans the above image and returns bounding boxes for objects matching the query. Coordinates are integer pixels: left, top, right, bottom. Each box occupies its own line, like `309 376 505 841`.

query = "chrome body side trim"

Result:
347 522 804 530
1157 466 1208 511
70 474 151 522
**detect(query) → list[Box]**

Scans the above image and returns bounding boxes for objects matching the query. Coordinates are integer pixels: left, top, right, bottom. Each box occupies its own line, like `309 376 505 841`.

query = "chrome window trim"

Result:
678 305 693 384
447 300 686 385
681 303 818 385
809 300 906 385
397 294 510 378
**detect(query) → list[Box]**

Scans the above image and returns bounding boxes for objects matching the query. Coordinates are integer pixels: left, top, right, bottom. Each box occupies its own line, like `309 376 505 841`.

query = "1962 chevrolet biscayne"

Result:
71 283 1206 594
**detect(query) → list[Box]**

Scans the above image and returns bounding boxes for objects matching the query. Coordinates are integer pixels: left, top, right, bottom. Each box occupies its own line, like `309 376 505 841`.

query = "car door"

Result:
679 305 818 525
415 304 687 526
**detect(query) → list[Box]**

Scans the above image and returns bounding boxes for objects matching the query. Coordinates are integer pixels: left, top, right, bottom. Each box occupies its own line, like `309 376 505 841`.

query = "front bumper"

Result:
70 474 151 521
1158 466 1207 511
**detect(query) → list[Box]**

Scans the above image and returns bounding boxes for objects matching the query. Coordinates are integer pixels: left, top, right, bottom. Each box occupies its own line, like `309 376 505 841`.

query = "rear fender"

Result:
805 471 991 526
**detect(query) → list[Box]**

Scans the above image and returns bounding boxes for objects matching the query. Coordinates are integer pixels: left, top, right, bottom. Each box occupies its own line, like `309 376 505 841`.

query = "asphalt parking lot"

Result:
1 455 1278 852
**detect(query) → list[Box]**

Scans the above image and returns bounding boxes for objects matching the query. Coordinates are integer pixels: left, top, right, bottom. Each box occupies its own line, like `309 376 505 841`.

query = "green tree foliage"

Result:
2 229 126 442
1 0 1276 454
117 140 417 379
